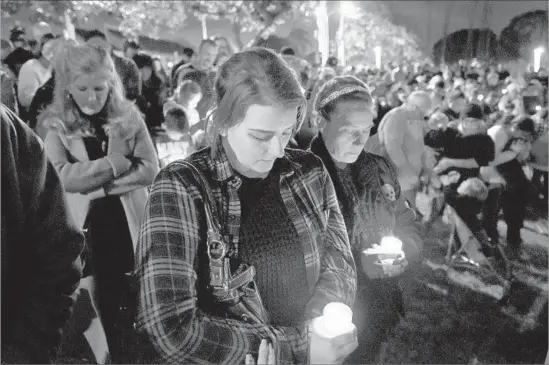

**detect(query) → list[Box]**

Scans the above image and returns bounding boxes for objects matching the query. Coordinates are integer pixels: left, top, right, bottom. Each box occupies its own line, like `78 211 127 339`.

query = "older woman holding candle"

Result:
309 75 423 364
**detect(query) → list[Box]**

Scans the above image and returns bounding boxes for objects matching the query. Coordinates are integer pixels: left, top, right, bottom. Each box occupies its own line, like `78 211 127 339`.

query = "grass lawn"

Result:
379 216 548 364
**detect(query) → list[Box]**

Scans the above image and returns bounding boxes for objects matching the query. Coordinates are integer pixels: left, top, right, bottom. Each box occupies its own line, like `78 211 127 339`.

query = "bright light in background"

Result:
340 1 356 16
534 47 545 72
337 1 356 67
374 46 382 68
316 0 329 66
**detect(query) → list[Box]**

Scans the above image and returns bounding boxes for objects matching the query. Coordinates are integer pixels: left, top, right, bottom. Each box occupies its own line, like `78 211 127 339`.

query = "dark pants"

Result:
447 194 492 251
482 179 538 250
346 277 404 364
482 185 504 244
532 169 548 208
88 197 134 364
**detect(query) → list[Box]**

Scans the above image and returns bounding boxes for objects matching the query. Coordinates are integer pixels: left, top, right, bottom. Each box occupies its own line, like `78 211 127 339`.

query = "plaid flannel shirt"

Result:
135 144 356 364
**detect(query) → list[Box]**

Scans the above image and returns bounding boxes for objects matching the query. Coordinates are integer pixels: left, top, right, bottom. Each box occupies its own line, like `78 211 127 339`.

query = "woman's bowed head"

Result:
313 75 375 165
208 47 307 178
39 41 143 139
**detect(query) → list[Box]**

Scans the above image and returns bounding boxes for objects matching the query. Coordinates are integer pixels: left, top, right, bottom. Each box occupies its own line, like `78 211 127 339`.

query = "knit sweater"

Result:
238 171 309 327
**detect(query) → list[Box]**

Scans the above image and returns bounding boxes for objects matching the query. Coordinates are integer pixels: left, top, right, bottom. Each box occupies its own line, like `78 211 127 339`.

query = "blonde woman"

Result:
39 43 158 363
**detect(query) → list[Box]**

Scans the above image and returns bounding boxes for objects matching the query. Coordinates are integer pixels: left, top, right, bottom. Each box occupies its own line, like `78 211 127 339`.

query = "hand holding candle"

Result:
361 236 408 278
310 302 358 364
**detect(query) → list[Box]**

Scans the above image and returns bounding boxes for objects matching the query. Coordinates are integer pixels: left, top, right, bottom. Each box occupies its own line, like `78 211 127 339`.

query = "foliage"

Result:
499 9 548 61
342 3 427 67
185 0 318 49
2 0 317 49
432 28 498 65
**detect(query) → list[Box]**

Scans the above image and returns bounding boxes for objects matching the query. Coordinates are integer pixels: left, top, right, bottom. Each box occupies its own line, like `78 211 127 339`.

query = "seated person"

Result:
425 104 495 254
153 106 199 168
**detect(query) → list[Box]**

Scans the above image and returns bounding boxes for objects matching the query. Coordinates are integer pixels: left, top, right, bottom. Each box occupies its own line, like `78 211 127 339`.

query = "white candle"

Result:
379 236 403 254
534 47 544 72
312 302 354 339
374 46 382 69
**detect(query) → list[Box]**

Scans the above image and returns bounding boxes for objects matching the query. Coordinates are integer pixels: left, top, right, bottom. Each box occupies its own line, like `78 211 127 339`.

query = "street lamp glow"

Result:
374 46 382 68
340 1 356 16
316 0 329 67
534 47 545 72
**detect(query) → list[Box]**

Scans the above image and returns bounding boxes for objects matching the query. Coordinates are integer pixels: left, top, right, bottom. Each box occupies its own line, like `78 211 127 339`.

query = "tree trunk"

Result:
441 2 455 65
466 1 479 60
232 18 244 51
244 16 278 49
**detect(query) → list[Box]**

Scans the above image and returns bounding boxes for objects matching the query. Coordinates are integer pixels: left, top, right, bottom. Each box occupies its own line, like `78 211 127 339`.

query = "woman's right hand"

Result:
310 322 358 364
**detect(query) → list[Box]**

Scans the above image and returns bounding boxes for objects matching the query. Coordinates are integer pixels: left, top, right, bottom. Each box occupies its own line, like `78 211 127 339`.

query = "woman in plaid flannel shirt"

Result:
135 48 357 364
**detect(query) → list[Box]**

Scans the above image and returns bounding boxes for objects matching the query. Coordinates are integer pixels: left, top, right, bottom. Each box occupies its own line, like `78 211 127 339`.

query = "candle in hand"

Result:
378 236 404 265
312 302 354 339
379 236 403 254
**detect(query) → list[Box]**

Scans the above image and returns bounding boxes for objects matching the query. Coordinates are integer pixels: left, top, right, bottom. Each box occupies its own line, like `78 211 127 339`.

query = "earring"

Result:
220 130 227 137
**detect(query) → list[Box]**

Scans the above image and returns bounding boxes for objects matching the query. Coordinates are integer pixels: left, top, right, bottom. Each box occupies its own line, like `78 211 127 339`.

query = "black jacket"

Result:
28 73 55 130
1 104 84 363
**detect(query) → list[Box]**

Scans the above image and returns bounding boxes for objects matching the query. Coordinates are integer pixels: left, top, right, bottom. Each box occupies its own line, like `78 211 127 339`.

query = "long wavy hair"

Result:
38 41 140 135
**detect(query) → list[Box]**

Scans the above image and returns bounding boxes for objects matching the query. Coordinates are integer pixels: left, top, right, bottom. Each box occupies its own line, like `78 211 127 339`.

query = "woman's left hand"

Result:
380 256 408 277
245 339 275 365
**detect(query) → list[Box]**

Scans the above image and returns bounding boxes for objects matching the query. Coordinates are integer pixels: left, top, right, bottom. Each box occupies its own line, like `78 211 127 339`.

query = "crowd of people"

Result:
1 22 548 365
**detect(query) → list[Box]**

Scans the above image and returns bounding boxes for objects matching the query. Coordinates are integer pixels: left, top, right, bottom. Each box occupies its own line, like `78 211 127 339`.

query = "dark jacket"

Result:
309 134 422 266
28 73 55 131
1 66 18 114
1 104 84 363
112 53 141 101
309 134 421 364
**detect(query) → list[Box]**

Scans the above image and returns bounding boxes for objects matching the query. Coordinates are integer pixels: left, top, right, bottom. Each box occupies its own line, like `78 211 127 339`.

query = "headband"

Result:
318 85 370 110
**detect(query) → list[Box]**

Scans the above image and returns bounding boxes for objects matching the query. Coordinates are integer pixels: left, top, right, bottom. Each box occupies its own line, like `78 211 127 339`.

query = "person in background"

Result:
153 56 170 91
134 53 165 132
491 117 538 258
28 39 40 57
2 42 34 78
498 83 525 117
376 91 440 209
173 38 218 87
1 39 18 114
426 104 496 256
9 25 26 49
213 50 230 71
39 43 158 363
170 47 194 83
280 46 296 57
135 47 357 364
531 114 548 209
84 30 141 102
164 79 202 131
153 106 198 168
439 89 467 122
1 103 84 364
124 38 140 60
17 33 57 112
212 35 234 56
309 76 421 364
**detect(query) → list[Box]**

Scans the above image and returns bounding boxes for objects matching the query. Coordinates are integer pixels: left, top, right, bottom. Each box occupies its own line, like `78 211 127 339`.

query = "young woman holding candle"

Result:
135 48 358 364
309 75 423 364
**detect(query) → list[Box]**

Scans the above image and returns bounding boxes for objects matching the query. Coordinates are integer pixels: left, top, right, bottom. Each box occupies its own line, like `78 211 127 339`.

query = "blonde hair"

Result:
208 47 306 156
39 41 140 134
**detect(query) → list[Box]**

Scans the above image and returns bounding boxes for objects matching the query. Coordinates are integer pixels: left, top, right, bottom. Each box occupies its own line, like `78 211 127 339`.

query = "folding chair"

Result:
441 203 514 302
